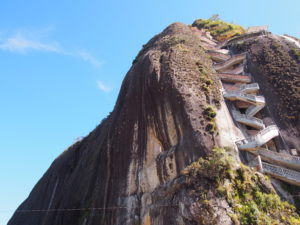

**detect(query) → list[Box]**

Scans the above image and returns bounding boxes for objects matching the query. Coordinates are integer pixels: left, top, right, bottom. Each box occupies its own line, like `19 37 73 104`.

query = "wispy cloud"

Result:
97 80 112 93
76 50 103 68
0 33 62 54
0 28 102 68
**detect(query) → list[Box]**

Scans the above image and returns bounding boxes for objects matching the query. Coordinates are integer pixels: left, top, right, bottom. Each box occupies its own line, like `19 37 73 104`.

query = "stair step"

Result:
246 104 265 117
231 110 265 129
213 53 246 72
218 73 251 83
221 64 245 75
225 83 260 94
207 51 231 62
223 92 265 105
235 101 251 108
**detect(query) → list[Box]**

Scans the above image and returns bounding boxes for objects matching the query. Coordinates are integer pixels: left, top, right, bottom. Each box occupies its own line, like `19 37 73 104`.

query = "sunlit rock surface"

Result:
8 21 300 225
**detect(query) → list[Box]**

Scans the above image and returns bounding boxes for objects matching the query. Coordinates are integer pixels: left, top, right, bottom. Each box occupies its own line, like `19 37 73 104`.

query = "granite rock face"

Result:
8 23 225 225
8 22 300 225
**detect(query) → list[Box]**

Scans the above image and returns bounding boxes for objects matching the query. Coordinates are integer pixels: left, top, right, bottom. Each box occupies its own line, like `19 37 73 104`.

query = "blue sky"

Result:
0 0 299 224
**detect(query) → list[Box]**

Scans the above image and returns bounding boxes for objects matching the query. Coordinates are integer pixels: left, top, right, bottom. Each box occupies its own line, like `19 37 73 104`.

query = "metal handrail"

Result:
257 125 278 137
232 110 264 124
207 49 230 55
240 83 259 90
240 94 264 102
236 126 278 145
225 83 259 95
224 91 265 104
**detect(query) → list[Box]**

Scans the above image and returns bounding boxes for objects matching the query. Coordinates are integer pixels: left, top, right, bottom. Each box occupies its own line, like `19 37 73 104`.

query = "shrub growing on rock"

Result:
182 148 300 225
192 19 245 41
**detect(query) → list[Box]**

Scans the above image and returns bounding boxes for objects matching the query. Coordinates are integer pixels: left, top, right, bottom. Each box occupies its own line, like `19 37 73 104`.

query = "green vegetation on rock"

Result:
203 105 217 134
290 48 300 61
203 106 217 120
182 148 300 225
196 61 221 107
197 62 213 92
258 40 300 121
192 19 245 41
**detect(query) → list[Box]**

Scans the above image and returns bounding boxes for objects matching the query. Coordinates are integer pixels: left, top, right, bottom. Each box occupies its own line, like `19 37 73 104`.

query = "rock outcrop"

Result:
8 20 300 225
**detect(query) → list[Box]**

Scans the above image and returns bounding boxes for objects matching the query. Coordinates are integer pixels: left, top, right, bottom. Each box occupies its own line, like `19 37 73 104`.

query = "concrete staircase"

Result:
223 83 259 93
224 92 265 105
207 50 231 62
221 64 245 75
199 35 218 47
213 53 246 72
236 125 279 150
199 29 300 187
218 73 251 83
245 104 265 117
232 109 265 129
237 83 260 93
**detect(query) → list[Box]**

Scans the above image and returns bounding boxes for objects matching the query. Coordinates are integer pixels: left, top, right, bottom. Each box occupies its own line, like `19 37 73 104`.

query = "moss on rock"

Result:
203 106 217 134
192 19 245 41
182 148 300 225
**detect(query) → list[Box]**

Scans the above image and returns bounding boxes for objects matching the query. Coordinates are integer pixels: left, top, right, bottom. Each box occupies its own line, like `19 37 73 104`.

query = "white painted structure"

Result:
207 49 229 54
246 26 268 33
232 109 265 129
223 82 266 129
218 73 251 83
207 51 231 62
213 53 246 72
221 64 245 75
202 29 300 186
236 125 279 150
224 92 265 106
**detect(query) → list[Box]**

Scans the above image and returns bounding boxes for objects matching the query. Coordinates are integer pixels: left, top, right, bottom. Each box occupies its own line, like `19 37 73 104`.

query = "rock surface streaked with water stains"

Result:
8 21 300 225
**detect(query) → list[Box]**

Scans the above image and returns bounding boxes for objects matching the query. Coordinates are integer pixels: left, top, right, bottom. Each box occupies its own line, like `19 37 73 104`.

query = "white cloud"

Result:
0 33 62 54
76 50 103 68
0 28 102 68
97 80 112 93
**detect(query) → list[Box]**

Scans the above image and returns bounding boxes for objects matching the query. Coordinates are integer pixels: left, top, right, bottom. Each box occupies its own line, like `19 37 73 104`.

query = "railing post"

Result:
257 155 264 173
